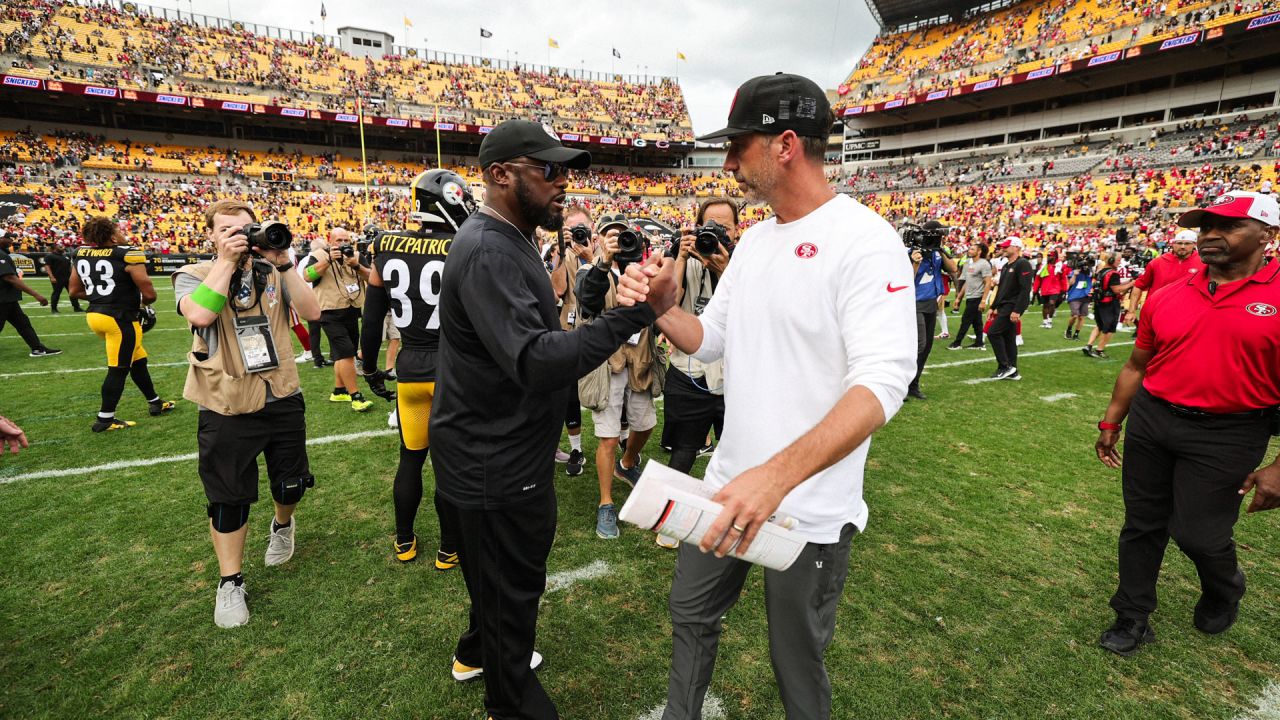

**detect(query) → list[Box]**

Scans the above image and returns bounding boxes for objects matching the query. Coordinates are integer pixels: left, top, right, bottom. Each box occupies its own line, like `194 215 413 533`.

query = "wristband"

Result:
304 265 321 282
275 262 293 273
1098 421 1122 432
190 283 227 314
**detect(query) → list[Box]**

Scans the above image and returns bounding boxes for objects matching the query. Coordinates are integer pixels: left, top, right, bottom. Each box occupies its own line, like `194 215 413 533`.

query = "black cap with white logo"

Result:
479 119 591 169
697 73 832 143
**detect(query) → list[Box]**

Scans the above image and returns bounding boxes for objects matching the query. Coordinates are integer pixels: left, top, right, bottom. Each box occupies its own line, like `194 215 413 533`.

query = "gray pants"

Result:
662 524 856 720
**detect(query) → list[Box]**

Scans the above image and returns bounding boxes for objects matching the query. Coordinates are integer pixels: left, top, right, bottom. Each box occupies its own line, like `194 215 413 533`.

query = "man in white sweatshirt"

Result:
619 73 916 720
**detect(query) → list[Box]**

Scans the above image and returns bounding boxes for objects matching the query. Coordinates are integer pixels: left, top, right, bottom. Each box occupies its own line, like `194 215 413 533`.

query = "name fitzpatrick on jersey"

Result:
380 235 452 256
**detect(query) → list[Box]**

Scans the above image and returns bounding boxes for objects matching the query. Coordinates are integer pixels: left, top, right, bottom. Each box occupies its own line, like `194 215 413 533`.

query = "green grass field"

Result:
1 277 1278 720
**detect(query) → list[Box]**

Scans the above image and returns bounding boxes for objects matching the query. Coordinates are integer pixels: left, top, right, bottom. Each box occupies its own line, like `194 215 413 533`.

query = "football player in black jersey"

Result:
360 169 476 567
70 217 175 432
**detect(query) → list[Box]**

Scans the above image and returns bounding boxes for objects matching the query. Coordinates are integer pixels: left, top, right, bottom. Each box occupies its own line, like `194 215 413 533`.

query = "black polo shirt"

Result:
44 251 71 282
0 248 21 303
430 212 656 509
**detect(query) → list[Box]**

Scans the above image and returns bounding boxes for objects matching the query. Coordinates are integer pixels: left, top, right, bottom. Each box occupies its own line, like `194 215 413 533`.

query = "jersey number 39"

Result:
383 258 444 330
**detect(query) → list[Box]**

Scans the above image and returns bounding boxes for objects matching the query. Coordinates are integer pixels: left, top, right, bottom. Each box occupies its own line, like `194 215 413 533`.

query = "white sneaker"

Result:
214 581 249 628
295 350 312 363
1040 320 1053 328
555 449 570 463
1015 335 1024 346
387 408 399 428
264 519 296 566
451 650 543 681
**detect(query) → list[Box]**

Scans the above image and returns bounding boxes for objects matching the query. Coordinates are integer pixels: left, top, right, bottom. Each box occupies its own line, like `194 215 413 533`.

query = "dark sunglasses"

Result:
506 160 568 181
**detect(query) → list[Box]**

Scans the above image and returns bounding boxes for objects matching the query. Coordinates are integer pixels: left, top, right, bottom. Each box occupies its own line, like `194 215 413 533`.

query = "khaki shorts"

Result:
383 313 400 341
591 367 657 438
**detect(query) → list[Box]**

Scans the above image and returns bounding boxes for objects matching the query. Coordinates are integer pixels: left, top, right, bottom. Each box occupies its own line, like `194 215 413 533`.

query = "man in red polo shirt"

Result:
1127 228 1205 323
1094 190 1280 656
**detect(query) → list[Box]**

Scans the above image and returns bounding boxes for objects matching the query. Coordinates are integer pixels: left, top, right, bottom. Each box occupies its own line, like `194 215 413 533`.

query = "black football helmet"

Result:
411 169 477 232
138 306 157 333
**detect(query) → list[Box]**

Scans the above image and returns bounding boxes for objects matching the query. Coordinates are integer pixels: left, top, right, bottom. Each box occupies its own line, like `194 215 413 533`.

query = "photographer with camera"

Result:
301 228 373 412
69 216 175 432
1082 252 1136 359
906 220 957 400
548 205 596 476
947 242 992 350
575 213 660 540
1064 251 1096 341
171 199 321 628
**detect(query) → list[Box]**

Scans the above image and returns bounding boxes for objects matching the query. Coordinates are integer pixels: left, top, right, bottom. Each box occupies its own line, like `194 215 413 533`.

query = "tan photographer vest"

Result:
172 261 301 416
307 249 365 311
668 257 724 395
600 271 656 392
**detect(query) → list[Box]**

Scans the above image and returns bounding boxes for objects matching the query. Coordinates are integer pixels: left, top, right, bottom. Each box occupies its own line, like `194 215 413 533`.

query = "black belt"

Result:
1147 392 1277 420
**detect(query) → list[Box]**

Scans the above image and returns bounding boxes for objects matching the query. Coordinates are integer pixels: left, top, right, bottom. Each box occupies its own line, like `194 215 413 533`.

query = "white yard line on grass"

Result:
926 341 1134 371
1235 682 1280 720
0 429 396 484
638 692 726 720
545 559 612 593
0 361 188 379
1040 393 1079 402
1 327 185 339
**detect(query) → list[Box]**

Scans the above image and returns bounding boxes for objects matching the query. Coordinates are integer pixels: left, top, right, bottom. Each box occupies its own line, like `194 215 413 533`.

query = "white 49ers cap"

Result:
1178 191 1280 228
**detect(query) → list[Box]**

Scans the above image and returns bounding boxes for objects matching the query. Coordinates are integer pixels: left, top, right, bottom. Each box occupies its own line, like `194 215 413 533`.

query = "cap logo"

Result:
796 96 817 119
1246 303 1277 317
541 124 559 140
1213 194 1238 205
762 114 775 125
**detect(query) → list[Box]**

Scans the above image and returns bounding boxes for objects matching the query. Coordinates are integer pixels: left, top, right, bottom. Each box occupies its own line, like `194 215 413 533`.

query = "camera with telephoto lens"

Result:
616 227 645 265
338 243 355 258
569 224 591 247
1065 250 1097 271
243 221 293 253
900 221 944 254
694 220 730 257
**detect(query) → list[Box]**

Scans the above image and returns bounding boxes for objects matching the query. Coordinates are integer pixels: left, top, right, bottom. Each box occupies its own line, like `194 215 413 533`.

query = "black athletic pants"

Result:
50 279 79 311
910 299 938 391
445 489 559 720
1109 389 1271 621
954 298 984 346
0 301 42 351
988 307 1018 371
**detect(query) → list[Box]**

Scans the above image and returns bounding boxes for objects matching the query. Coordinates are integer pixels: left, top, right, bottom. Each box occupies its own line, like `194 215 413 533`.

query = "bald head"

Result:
328 228 351 245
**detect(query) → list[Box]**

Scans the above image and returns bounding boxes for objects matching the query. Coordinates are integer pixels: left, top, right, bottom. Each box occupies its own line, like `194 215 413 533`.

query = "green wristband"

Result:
190 283 227 314
305 265 321 282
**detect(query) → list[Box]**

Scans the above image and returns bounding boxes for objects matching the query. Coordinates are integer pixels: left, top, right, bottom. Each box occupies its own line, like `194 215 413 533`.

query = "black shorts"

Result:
662 367 725 450
198 394 309 504
319 307 360 360
1042 293 1064 307
1094 302 1120 333
395 346 438 383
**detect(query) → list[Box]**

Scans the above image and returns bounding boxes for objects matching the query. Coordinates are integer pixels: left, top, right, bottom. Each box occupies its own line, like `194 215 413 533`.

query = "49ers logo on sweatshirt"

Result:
1246 302 1277 317
794 242 818 259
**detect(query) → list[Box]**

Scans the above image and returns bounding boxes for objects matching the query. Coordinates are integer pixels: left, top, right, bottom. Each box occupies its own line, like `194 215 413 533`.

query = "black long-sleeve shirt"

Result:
575 262 614 317
993 257 1034 314
430 213 656 509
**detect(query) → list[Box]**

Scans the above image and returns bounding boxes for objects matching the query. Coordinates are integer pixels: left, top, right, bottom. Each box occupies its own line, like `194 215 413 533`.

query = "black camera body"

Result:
569 224 591 247
338 243 355 258
900 222 944 254
243 221 292 253
694 220 730 257
1065 250 1097 271
616 228 645 265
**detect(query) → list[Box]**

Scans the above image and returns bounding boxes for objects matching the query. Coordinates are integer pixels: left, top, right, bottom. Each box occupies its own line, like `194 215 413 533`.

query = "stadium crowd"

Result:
0 0 694 141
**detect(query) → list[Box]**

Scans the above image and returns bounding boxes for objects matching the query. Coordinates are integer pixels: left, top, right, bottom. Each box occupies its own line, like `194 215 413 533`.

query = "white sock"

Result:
97 411 114 420
568 434 582 452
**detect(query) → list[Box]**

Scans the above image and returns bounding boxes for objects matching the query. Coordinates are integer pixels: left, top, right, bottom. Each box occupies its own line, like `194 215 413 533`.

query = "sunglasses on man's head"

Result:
505 160 568 181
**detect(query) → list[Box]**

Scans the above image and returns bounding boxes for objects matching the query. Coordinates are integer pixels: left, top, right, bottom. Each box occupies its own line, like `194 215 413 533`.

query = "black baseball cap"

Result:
698 73 832 143
478 119 591 170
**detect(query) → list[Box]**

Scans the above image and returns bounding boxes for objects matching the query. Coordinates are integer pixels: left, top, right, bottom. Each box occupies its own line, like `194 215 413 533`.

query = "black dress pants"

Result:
954 297 984 345
987 308 1018 370
50 280 80 311
445 489 559 720
910 299 937 391
1110 389 1271 621
0 301 42 350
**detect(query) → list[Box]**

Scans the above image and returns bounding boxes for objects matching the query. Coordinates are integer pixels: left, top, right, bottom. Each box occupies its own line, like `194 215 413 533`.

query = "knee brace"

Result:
271 473 315 506
207 502 250 533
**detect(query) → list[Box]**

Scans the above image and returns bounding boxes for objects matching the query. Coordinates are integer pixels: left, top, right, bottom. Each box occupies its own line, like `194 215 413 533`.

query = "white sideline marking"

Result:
545 560 611 593
927 341 1135 371
0 361 187 379
1040 393 1079 402
962 377 1002 385
0 429 396 484
1235 682 1280 720
1 327 185 339
638 692 726 720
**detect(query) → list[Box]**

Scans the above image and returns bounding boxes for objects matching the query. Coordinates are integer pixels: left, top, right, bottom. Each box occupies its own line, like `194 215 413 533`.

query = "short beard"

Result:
513 174 564 232
738 156 780 205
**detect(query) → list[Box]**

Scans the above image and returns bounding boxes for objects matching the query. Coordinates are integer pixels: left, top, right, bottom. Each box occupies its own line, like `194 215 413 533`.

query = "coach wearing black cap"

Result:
429 119 666 719
1094 190 1280 656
